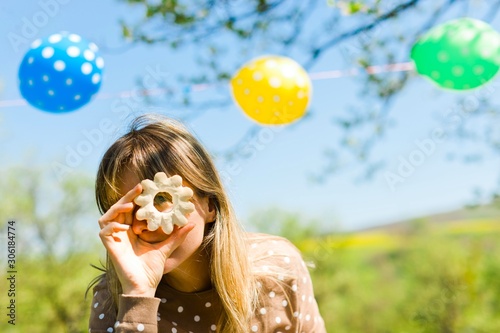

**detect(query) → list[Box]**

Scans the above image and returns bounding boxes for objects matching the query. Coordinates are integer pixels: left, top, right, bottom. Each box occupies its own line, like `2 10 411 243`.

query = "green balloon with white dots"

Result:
411 18 500 90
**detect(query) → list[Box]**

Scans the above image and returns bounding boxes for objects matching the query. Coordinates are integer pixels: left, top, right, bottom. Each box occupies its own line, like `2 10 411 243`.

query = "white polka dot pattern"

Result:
88 234 326 333
230 56 312 125
247 236 327 332
18 32 104 113
411 18 500 90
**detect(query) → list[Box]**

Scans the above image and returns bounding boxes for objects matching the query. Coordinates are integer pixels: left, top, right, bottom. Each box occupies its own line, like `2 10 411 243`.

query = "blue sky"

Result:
1 0 500 233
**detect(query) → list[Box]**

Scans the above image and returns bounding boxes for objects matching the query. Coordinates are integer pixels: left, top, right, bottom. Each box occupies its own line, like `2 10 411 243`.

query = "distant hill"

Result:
297 203 500 253
357 202 500 234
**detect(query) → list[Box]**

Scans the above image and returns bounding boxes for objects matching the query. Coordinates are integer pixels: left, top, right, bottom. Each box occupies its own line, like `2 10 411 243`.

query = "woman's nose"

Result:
132 217 149 235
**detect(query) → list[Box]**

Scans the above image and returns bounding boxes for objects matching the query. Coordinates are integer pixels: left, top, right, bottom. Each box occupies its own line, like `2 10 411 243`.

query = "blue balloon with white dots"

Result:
18 32 104 113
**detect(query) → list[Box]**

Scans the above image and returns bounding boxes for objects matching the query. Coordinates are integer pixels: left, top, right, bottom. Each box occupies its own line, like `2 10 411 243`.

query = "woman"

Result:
88 114 326 333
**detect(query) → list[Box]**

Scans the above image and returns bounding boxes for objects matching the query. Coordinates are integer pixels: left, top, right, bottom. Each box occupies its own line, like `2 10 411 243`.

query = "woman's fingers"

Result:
97 183 143 228
118 183 142 205
157 223 196 256
99 222 130 240
98 202 134 228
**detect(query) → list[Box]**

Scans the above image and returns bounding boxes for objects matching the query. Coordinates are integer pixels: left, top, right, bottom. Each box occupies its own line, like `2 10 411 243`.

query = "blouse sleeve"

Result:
89 277 160 333
287 254 327 333
251 238 327 333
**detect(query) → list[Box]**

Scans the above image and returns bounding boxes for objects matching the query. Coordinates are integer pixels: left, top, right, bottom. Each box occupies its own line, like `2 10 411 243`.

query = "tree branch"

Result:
304 0 423 69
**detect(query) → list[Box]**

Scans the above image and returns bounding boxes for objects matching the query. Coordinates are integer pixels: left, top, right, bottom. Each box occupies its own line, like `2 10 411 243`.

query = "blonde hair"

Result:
92 114 258 333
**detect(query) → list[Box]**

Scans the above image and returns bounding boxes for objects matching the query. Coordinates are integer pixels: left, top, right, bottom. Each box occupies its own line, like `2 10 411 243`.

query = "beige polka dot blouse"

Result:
89 233 326 332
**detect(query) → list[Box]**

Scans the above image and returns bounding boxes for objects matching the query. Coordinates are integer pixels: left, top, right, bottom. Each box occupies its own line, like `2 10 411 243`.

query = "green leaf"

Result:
347 2 364 14
122 24 132 39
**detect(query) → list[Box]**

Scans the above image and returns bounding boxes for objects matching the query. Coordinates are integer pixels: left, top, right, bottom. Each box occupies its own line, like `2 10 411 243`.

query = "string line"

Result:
0 62 415 108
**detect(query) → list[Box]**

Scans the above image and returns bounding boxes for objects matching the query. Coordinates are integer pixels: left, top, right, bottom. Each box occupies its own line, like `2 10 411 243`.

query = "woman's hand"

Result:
98 183 194 297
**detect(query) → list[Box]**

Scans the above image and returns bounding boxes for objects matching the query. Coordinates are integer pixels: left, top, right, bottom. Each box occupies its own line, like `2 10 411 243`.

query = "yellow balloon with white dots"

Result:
230 55 312 125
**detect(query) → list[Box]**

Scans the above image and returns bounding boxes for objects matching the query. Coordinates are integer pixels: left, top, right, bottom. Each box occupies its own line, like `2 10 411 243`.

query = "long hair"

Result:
91 114 258 333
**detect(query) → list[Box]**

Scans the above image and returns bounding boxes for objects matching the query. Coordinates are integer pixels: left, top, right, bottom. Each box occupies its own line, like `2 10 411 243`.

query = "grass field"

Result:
3 218 500 332
301 219 500 333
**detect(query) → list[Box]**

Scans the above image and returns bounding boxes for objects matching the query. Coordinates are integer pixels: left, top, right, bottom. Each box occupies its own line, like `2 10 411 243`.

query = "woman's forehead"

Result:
117 169 141 196
117 169 197 199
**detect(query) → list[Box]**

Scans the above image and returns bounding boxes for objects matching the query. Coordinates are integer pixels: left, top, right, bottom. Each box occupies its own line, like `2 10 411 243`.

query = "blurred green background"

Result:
3 1 500 332
1 168 500 333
